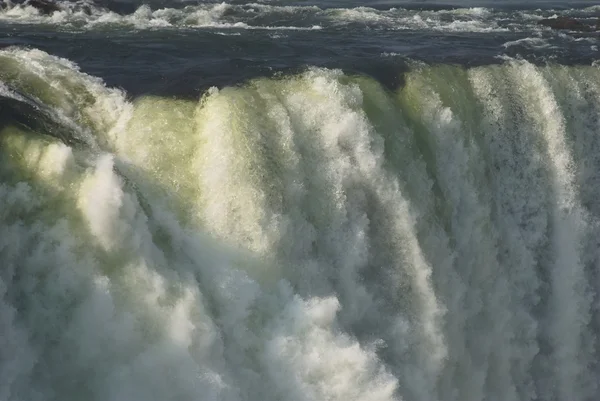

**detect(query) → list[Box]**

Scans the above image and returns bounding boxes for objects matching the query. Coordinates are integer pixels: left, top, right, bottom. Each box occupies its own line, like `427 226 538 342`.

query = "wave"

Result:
1 47 600 401
503 36 555 49
2 1 598 33
0 1 323 30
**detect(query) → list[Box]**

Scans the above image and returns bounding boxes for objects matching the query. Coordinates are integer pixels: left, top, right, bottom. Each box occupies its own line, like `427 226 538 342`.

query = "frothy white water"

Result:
0 2 323 30
0 1 554 33
1 49 600 401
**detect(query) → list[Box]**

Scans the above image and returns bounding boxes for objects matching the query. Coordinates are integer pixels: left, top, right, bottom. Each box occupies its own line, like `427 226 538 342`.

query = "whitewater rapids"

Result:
1 48 600 401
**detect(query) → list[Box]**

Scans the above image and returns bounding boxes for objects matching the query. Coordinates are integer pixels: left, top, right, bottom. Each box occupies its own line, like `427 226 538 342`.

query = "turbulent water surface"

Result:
1 1 600 401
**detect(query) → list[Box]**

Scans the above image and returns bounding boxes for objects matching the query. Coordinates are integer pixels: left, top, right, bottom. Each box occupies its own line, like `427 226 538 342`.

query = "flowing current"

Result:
1 45 600 401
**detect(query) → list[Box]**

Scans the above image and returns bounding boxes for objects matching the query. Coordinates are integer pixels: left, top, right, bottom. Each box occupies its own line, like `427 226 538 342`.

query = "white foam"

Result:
0 48 399 401
0 1 539 33
324 6 509 32
503 36 554 49
0 2 322 31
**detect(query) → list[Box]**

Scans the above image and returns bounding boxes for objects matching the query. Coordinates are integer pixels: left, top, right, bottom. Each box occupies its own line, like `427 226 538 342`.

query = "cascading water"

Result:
1 47 600 401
